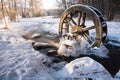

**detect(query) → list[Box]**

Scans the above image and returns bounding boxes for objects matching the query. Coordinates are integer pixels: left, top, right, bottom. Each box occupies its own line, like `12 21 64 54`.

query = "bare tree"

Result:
56 0 67 10
55 0 68 17
1 0 8 29
7 0 17 21
29 0 44 17
6 0 44 18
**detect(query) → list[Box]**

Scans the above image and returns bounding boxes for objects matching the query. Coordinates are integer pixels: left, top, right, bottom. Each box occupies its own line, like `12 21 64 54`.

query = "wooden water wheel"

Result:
59 4 107 47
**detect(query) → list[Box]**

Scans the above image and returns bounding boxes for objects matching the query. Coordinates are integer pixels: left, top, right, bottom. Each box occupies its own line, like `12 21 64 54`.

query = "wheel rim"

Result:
59 4 107 47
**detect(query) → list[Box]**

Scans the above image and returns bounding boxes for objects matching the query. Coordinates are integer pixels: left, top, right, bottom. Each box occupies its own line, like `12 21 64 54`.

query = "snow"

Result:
115 70 120 79
7 16 59 39
0 30 49 80
55 57 112 80
107 21 120 42
58 33 109 58
0 17 120 80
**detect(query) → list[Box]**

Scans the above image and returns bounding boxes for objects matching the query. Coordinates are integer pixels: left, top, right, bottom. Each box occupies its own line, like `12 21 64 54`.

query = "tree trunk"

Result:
1 0 8 29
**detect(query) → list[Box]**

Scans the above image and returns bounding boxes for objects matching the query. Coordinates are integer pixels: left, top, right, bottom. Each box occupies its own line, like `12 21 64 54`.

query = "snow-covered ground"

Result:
0 16 120 80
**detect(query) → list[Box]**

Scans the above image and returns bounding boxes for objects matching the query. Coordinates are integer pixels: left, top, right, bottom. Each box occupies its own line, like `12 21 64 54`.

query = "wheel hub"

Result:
72 25 83 34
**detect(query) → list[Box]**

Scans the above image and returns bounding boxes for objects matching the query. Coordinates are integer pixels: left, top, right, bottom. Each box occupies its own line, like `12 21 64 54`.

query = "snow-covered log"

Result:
32 42 57 50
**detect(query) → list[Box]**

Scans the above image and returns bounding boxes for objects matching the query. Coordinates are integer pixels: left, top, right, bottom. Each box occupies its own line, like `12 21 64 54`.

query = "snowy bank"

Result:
0 30 54 80
0 17 120 80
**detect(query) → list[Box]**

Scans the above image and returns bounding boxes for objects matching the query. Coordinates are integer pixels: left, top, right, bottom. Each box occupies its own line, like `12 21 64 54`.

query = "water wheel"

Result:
59 4 107 47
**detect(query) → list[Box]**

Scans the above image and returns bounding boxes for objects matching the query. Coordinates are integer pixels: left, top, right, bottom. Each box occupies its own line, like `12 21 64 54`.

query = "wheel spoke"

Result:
66 16 76 25
68 22 73 27
82 26 95 31
77 12 82 26
64 23 69 33
92 40 101 47
82 32 92 44
81 13 86 26
65 17 73 27
70 14 77 25
71 17 77 25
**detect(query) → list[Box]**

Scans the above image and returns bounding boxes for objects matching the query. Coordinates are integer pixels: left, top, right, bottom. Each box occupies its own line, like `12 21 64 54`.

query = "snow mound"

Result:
55 57 113 80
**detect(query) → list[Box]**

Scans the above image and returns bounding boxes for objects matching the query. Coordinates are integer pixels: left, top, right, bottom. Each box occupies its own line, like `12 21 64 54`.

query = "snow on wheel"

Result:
59 4 107 47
